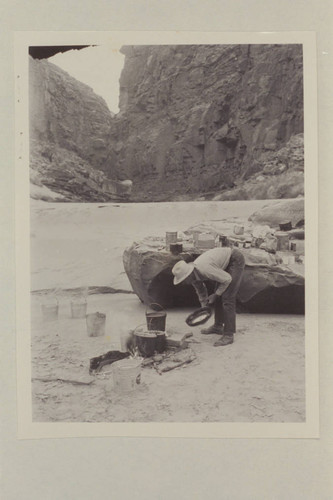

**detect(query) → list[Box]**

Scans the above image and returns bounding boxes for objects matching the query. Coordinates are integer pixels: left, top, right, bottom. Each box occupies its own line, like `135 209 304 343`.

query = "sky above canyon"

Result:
49 45 125 114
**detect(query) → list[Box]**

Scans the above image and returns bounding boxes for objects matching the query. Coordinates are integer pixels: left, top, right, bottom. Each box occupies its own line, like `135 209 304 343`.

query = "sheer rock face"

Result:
29 44 304 202
29 57 118 201
30 57 113 170
111 44 304 200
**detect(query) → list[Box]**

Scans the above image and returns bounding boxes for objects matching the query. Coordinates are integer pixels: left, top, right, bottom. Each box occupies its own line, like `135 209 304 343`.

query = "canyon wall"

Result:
29 57 121 201
110 44 304 200
29 44 304 202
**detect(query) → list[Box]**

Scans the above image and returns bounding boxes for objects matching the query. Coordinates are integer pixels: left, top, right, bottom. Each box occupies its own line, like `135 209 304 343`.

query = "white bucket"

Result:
71 298 87 318
113 358 142 393
41 299 59 321
86 312 106 337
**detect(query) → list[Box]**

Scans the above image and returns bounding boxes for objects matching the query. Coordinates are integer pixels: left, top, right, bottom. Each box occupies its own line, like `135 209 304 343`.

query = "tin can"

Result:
170 243 183 255
276 231 290 251
165 231 177 249
219 235 228 247
192 231 201 247
290 241 297 252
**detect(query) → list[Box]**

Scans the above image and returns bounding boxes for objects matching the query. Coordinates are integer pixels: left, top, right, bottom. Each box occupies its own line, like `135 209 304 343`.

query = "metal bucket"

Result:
70 298 87 318
113 358 142 392
279 221 292 231
146 303 166 332
86 312 106 337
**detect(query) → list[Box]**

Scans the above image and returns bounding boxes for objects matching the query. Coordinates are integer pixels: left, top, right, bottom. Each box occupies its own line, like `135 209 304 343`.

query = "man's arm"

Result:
192 281 209 307
214 271 232 297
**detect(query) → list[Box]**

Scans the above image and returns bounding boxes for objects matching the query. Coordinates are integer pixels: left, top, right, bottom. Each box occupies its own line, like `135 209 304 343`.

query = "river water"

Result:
30 199 273 292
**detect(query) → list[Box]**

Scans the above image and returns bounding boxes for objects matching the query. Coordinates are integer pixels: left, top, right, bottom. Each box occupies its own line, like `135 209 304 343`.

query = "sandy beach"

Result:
30 199 305 422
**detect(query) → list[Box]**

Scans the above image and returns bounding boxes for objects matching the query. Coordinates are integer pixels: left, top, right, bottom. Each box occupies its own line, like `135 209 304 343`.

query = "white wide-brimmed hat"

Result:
172 260 195 285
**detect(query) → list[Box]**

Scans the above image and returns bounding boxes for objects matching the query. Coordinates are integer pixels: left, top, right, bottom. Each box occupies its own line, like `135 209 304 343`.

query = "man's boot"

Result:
214 334 234 346
201 324 224 335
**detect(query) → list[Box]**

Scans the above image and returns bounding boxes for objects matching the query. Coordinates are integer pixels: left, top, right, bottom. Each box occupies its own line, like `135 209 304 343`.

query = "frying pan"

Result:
185 307 212 327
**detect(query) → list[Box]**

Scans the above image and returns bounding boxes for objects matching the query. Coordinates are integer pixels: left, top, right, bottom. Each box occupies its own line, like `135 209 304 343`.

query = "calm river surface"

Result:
30 199 274 292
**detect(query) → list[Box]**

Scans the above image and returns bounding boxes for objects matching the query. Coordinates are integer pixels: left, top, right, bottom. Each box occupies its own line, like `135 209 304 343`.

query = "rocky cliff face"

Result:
110 44 304 201
30 44 304 202
29 57 120 201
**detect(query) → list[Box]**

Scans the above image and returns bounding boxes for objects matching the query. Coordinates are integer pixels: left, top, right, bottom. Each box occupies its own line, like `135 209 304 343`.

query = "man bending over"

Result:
172 247 245 346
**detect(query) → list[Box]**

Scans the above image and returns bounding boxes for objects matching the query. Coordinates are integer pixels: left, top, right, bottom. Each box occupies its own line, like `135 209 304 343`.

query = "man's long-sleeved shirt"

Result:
192 247 232 306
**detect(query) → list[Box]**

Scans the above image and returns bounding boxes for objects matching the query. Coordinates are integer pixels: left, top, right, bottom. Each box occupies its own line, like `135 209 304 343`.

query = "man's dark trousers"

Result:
214 248 245 334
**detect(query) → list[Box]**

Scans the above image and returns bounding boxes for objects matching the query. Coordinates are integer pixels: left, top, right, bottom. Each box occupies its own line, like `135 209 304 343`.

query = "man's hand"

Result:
207 293 218 306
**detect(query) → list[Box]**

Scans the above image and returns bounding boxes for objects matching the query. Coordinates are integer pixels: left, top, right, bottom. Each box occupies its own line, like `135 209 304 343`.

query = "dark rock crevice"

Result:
146 266 304 314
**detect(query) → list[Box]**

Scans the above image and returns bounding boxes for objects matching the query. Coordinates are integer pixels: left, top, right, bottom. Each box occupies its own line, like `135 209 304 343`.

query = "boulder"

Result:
123 238 305 314
248 198 304 228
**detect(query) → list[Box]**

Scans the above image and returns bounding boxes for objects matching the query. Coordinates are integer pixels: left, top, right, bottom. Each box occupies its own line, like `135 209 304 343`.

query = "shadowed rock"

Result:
123 239 305 314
